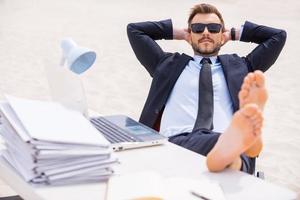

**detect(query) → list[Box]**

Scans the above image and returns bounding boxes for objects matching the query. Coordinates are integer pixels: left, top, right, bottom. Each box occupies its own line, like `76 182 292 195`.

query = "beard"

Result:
191 41 222 56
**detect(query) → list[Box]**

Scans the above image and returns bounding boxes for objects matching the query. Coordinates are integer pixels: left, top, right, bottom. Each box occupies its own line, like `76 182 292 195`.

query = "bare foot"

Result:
206 104 263 172
244 138 263 157
239 70 267 157
239 70 268 111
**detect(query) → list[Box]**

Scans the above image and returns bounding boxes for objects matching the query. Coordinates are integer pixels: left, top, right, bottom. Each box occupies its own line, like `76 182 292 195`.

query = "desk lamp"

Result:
46 38 96 116
60 38 96 74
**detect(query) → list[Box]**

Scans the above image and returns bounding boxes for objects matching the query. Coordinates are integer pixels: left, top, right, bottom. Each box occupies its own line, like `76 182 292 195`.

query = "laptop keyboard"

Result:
90 117 138 144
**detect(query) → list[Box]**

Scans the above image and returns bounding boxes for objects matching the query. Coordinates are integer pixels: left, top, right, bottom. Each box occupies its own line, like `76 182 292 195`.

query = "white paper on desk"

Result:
0 124 35 157
106 171 226 200
0 127 36 168
47 165 114 181
35 154 112 172
164 178 226 200
3 148 115 184
5 145 36 170
34 154 109 167
5 95 110 147
33 142 109 150
2 150 36 181
107 171 162 200
36 148 111 157
30 139 109 148
0 102 31 142
41 156 117 176
47 173 111 185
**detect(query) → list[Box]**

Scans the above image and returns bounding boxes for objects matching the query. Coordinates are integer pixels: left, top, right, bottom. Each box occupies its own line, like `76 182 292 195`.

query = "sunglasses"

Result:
190 23 222 34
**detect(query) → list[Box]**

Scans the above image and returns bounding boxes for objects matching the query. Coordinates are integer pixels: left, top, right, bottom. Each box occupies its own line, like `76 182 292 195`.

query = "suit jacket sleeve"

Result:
241 21 287 72
127 19 173 77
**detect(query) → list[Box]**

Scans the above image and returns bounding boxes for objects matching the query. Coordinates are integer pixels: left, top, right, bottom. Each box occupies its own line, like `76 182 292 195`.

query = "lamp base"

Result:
44 63 88 117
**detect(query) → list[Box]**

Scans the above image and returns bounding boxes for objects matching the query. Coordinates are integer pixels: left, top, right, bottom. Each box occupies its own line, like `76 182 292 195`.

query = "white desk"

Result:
0 141 297 200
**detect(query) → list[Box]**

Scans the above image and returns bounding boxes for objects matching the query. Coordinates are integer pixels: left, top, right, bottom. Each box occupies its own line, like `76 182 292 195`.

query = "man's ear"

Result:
221 31 226 46
187 32 192 44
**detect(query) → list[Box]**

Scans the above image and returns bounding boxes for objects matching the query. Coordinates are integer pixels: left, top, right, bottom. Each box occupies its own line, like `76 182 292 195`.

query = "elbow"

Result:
278 29 287 47
127 23 134 37
127 23 139 35
127 23 141 41
127 23 134 32
281 29 287 41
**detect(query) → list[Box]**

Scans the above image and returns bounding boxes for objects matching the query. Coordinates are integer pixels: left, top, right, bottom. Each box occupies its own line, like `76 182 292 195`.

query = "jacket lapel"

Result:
218 55 248 112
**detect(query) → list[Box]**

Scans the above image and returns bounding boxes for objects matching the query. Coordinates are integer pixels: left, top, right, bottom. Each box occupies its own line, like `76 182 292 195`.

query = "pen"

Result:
190 190 212 200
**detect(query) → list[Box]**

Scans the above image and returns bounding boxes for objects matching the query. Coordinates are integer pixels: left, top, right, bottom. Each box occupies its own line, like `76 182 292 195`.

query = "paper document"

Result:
106 171 226 200
6 95 110 146
0 95 118 185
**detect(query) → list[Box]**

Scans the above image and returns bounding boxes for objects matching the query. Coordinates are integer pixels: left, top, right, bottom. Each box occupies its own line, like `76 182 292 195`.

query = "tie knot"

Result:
200 58 212 64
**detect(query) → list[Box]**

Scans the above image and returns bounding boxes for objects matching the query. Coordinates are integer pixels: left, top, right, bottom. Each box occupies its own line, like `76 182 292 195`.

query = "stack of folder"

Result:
0 95 117 185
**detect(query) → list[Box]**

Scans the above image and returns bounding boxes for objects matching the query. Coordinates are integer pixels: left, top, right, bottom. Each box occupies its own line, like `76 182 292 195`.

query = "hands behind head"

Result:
173 28 190 43
222 28 231 46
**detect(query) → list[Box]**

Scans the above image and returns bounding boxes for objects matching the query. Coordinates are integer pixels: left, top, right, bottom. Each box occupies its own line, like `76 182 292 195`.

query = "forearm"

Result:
127 19 173 41
173 27 187 40
240 21 286 44
240 21 287 72
127 19 173 76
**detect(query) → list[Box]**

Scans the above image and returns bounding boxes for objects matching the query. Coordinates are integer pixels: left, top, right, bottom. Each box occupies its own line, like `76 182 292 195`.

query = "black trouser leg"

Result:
168 129 255 174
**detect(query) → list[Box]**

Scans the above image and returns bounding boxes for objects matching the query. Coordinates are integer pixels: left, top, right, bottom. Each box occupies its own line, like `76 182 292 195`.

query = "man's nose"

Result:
202 27 210 35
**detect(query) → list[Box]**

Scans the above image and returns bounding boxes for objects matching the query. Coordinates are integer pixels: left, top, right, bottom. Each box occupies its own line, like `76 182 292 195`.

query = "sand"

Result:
0 0 299 197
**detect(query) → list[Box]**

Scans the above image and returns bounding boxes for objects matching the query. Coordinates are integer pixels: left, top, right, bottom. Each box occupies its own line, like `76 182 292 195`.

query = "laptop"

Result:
47 75 166 151
89 115 167 151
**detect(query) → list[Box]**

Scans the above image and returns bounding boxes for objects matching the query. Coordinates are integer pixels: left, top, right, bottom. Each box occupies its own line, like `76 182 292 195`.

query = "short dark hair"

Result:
188 3 225 32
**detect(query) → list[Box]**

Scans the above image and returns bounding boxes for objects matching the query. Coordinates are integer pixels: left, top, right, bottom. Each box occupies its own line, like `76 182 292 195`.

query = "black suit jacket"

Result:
127 19 286 130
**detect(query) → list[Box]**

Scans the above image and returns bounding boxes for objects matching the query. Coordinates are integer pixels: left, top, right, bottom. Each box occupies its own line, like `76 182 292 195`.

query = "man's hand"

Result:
223 27 241 45
173 28 190 43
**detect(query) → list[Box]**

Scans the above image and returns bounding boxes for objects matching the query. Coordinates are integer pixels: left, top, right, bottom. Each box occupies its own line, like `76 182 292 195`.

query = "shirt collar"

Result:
193 55 219 65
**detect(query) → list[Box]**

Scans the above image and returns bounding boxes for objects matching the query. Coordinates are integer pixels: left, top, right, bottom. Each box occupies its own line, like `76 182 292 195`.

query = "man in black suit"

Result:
127 3 286 173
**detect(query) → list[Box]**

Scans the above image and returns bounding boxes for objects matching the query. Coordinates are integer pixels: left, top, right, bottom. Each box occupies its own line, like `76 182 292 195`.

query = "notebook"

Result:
106 171 226 200
90 115 167 151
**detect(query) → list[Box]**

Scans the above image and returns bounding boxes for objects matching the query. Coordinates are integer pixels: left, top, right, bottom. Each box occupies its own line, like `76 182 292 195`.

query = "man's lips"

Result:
199 38 214 43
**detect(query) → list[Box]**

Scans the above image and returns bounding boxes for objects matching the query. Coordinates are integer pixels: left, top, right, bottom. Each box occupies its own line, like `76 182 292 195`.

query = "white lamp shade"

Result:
61 38 96 74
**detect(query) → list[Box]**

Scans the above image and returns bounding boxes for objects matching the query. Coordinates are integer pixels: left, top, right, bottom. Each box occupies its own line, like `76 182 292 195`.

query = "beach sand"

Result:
0 0 299 197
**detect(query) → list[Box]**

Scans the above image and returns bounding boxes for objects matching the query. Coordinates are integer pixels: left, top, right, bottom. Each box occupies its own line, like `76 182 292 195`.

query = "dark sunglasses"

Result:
190 23 222 34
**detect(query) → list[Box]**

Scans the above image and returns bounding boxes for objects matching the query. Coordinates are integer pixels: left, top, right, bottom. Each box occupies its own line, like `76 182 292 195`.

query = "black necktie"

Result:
193 58 214 131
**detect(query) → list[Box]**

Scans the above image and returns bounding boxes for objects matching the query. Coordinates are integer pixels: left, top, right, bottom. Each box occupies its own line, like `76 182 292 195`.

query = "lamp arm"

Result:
60 56 66 67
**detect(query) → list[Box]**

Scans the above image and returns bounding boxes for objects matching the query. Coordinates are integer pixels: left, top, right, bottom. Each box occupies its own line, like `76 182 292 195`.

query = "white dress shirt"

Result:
160 55 234 137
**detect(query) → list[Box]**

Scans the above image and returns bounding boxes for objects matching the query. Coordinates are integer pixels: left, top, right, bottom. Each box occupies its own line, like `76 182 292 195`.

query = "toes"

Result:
243 76 251 84
253 118 263 126
239 70 267 110
254 128 262 136
244 70 265 88
249 109 262 119
248 108 263 136
253 117 263 128
241 104 259 117
249 109 263 124
241 83 250 91
247 73 256 83
242 76 252 89
254 70 265 87
242 104 264 131
239 90 248 100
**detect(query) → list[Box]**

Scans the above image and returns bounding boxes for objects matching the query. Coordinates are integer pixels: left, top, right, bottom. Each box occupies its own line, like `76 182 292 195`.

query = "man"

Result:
127 3 286 173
